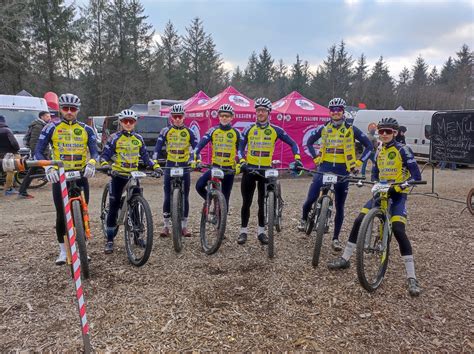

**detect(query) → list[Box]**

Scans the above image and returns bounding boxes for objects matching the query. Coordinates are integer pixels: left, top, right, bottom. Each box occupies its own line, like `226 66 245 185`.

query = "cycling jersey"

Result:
194 124 241 167
307 121 373 171
238 122 300 167
35 119 99 170
372 140 421 190
153 126 197 163
101 131 156 174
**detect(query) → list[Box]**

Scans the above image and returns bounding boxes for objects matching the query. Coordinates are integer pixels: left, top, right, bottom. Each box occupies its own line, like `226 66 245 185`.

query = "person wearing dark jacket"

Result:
18 111 52 198
0 115 20 195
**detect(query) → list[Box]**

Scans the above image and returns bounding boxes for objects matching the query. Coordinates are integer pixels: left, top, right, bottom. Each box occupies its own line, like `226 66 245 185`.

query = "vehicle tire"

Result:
356 207 390 292
312 196 330 267
124 195 153 267
275 181 283 232
467 188 474 215
14 169 48 189
267 190 275 258
72 200 90 279
200 190 227 255
100 184 111 239
305 201 317 235
171 187 183 253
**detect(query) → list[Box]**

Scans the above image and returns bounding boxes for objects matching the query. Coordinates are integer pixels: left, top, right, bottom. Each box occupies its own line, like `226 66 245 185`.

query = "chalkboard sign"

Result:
430 110 474 165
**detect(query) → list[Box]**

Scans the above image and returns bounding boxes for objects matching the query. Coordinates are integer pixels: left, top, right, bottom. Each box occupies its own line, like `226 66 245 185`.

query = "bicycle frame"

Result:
65 172 92 240
115 173 145 226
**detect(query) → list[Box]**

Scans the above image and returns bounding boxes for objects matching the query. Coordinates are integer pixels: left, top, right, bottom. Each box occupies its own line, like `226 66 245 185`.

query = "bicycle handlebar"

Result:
295 166 365 182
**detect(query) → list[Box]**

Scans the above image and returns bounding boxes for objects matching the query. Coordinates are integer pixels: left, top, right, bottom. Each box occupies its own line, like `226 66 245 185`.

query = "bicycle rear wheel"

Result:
356 207 390 292
171 187 183 253
100 183 111 238
200 190 227 255
124 195 153 267
312 196 330 267
72 200 90 279
267 190 275 258
14 170 48 189
467 188 474 215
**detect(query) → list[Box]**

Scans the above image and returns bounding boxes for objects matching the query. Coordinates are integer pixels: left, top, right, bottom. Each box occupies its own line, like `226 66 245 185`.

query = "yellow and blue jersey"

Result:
101 131 155 174
238 122 300 167
194 124 241 167
35 119 99 171
153 125 198 165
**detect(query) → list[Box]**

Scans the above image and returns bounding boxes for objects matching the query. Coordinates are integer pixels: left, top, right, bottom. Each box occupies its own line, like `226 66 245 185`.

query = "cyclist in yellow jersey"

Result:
193 104 241 207
237 97 302 245
35 93 99 265
298 97 373 251
328 118 422 296
100 109 162 254
153 104 198 237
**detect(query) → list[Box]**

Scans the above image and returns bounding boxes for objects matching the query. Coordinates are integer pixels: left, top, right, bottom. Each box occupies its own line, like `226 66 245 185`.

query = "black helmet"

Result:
377 117 399 130
399 125 407 133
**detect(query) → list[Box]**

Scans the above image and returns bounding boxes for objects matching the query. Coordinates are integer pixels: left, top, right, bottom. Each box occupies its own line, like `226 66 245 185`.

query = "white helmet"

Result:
328 97 346 109
170 104 185 115
218 104 234 116
255 97 272 112
118 109 137 121
59 93 81 108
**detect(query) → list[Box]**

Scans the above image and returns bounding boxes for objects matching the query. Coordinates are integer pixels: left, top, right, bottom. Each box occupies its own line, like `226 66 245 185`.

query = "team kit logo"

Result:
264 129 272 136
180 131 187 137
132 140 139 145
74 128 82 136
295 99 314 111
227 132 234 139
272 100 286 109
388 152 396 160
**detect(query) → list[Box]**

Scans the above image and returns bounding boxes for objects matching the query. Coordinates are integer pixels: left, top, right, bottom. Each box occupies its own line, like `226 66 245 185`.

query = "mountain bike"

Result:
63 170 93 280
100 168 158 266
198 164 234 255
248 162 284 258
13 148 48 189
355 179 426 292
298 167 364 267
167 165 192 253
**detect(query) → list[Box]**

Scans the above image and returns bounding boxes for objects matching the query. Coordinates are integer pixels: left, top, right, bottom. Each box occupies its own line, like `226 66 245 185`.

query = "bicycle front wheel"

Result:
200 190 227 255
267 190 275 258
72 200 90 279
275 181 283 232
100 183 111 238
312 196 330 267
305 201 317 235
171 187 183 253
356 207 390 292
124 195 154 267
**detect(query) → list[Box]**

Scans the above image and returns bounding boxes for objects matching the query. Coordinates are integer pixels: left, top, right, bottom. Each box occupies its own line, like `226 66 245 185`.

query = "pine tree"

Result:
365 56 394 109
158 21 182 96
349 53 368 106
255 47 275 86
454 44 473 108
410 55 429 109
290 55 309 93
273 59 289 99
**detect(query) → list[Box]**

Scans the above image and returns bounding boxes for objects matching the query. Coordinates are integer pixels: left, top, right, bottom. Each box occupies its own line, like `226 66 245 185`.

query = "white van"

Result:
353 110 436 158
147 99 183 115
0 94 49 148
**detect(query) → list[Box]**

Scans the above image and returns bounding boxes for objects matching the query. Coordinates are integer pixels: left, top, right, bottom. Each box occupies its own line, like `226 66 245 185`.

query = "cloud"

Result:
222 60 235 73
346 34 383 48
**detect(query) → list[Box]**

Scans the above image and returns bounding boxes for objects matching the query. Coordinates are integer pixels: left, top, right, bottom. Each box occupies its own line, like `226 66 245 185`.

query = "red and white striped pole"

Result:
59 165 92 353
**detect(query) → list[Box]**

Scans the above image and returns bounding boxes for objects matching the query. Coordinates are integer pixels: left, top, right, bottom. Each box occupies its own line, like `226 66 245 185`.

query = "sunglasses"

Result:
171 115 184 119
61 106 78 113
378 128 395 135
121 118 136 125
329 107 344 113
219 114 233 119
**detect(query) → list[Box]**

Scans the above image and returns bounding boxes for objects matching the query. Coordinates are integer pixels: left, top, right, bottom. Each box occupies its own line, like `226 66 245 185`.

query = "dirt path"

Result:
0 167 473 351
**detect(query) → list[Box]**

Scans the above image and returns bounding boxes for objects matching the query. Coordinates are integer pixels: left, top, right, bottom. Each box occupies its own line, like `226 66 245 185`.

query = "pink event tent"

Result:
186 86 257 162
160 90 210 115
272 91 330 167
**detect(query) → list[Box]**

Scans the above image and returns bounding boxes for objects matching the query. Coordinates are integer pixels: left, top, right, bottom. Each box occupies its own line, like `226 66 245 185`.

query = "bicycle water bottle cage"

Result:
265 169 279 178
170 167 184 177
211 168 224 179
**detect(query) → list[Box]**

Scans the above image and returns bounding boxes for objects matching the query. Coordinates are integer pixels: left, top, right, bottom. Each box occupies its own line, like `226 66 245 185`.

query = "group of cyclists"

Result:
30 91 421 297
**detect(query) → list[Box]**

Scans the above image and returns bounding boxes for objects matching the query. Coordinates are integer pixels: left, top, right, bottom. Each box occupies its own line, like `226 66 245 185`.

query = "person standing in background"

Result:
361 122 378 178
395 126 407 145
0 115 20 196
18 111 52 198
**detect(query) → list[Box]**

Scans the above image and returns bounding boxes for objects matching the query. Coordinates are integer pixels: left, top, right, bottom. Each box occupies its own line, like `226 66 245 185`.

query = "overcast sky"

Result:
73 0 474 78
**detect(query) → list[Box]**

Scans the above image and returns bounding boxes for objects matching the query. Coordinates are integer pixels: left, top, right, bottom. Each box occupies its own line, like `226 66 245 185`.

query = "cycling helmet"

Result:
218 103 234 116
328 97 346 109
377 117 399 130
118 109 137 121
399 125 407 133
170 104 185 115
254 97 272 112
59 93 81 108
